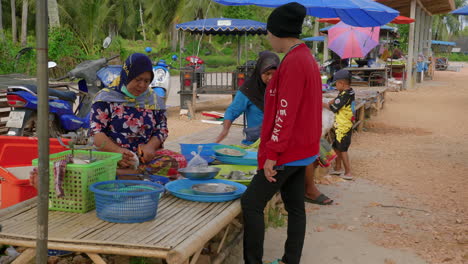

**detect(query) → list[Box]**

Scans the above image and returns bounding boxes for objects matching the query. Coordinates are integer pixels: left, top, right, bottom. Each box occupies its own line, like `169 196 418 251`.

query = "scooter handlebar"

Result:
52 74 70 81
106 55 119 62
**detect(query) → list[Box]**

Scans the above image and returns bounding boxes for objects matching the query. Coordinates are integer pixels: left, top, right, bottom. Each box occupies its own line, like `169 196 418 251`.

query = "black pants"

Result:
241 166 306 264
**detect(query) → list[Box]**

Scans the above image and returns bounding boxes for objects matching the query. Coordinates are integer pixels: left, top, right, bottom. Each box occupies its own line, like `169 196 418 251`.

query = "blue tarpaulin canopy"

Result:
320 25 397 33
212 0 399 27
175 18 267 35
451 5 468 15
431 40 456 46
302 36 325 42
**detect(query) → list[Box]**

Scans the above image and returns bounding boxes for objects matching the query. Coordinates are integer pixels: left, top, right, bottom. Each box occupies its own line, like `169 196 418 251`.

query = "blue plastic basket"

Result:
119 174 170 185
90 180 164 223
180 143 220 163
165 179 246 203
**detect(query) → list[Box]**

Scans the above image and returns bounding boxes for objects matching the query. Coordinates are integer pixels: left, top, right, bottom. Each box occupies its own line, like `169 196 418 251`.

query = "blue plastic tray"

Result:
215 151 257 166
180 143 220 163
165 179 246 202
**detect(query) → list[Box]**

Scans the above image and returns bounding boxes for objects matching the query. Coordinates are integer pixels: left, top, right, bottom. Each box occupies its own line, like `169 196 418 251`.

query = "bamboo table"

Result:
0 195 242 264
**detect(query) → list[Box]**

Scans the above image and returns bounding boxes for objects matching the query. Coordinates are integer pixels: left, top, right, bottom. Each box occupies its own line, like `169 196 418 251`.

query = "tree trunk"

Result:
0 0 5 41
20 0 28 46
139 1 146 41
48 0 60 28
170 22 178 52
11 0 17 44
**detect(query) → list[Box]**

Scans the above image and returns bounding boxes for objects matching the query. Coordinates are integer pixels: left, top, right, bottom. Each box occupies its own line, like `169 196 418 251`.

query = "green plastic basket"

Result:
32 150 122 213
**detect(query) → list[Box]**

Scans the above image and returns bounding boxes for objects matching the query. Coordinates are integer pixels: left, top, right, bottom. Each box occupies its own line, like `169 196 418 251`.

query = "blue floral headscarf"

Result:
93 53 164 110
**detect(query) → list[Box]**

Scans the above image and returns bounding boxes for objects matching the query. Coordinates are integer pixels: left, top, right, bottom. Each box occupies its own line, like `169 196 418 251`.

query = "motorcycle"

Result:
149 55 178 103
5 55 119 137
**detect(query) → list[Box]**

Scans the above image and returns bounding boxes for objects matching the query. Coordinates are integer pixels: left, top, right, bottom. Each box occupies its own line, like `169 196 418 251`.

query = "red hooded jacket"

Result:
258 43 322 169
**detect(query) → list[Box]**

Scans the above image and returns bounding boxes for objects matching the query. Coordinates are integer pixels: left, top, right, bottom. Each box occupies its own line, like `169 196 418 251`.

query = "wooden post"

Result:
357 106 365 132
86 253 107 264
190 75 198 119
406 0 417 90
414 7 421 60
312 18 319 55
11 248 35 264
323 35 329 63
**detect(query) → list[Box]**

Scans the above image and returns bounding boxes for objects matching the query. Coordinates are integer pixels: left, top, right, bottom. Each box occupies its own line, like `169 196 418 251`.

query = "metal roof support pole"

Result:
35 0 50 262
323 35 329 63
406 0 417 89
312 18 319 56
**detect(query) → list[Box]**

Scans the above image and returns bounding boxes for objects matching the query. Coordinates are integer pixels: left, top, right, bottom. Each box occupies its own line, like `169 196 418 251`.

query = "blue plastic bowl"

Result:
90 180 164 223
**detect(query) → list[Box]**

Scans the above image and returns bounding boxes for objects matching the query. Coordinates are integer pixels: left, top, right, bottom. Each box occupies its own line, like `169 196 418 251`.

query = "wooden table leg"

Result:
11 248 35 264
189 248 203 264
86 253 107 264
357 107 365 132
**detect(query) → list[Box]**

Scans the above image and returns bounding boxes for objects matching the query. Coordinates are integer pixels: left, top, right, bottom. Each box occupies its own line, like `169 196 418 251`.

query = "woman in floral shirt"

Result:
90 53 186 178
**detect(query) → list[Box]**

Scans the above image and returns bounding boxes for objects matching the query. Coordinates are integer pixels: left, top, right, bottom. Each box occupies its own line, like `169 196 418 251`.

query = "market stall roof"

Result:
302 36 325 42
431 40 456 46
175 18 266 35
376 0 455 16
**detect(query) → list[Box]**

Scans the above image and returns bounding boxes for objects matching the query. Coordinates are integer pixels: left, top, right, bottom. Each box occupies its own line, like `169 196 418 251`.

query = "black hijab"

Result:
239 51 280 111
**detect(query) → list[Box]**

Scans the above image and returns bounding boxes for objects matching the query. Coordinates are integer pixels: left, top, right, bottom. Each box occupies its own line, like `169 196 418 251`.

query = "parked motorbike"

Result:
5 55 119 137
149 55 178 103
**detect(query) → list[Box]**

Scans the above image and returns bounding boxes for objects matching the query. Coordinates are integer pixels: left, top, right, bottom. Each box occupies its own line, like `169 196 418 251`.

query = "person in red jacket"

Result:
241 3 322 264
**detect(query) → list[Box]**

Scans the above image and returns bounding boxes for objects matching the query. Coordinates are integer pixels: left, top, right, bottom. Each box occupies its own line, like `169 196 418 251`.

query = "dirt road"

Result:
262 66 468 264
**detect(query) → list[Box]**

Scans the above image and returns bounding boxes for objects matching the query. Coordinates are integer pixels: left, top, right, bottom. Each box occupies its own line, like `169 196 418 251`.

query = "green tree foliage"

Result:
59 0 116 55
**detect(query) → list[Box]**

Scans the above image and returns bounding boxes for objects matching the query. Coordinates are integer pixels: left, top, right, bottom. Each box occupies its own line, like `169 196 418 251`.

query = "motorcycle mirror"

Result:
48 61 57 69
103 36 112 49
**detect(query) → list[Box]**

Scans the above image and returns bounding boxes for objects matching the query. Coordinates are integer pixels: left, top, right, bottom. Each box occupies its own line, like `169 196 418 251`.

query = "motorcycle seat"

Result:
22 84 77 102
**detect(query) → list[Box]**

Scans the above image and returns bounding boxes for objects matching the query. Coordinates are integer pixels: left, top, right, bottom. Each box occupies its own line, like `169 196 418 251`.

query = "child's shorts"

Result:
333 130 352 152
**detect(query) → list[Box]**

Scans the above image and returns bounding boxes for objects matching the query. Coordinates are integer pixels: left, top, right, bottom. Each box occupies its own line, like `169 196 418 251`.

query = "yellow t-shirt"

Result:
330 88 355 142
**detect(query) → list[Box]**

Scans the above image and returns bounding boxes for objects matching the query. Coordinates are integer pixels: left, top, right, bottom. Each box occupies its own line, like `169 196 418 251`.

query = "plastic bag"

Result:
187 145 208 167
318 138 337 168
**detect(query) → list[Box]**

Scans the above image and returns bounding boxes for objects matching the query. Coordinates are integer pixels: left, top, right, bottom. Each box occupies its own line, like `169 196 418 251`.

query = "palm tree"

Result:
11 0 17 43
20 0 28 46
0 0 5 41
107 0 138 39
432 0 466 41
144 0 222 50
59 0 116 54
48 0 60 27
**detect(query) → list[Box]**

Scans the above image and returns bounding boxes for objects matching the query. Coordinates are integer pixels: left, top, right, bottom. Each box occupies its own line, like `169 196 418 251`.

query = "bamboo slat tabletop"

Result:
0 195 241 259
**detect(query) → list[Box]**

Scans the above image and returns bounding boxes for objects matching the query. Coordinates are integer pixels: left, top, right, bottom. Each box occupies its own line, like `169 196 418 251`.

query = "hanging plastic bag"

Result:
318 138 337 168
187 145 208 167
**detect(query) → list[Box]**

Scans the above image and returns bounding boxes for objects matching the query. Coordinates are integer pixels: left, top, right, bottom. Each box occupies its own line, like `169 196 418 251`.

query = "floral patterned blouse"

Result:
89 101 168 152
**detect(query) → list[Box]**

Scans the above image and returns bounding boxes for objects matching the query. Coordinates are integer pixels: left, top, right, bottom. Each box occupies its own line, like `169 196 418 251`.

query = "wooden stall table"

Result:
323 86 387 132
345 67 388 87
0 195 242 264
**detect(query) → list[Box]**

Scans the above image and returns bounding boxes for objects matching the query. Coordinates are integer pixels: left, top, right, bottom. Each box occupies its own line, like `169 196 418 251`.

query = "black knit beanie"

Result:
267 2 306 38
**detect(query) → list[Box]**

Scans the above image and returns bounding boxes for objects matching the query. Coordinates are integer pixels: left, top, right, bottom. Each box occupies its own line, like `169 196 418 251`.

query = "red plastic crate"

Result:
0 136 69 208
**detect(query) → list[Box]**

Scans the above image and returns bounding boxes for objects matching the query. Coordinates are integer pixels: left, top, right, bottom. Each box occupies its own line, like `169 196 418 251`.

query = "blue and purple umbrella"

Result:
212 0 399 27
328 22 380 59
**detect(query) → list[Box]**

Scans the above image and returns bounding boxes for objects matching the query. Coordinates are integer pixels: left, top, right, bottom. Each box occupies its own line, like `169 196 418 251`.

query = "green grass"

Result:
266 207 287 229
448 53 468 62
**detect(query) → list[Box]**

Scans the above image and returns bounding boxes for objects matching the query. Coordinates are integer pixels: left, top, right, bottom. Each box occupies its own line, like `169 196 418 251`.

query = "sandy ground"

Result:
1 66 467 263
165 66 468 263
261 66 468 264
